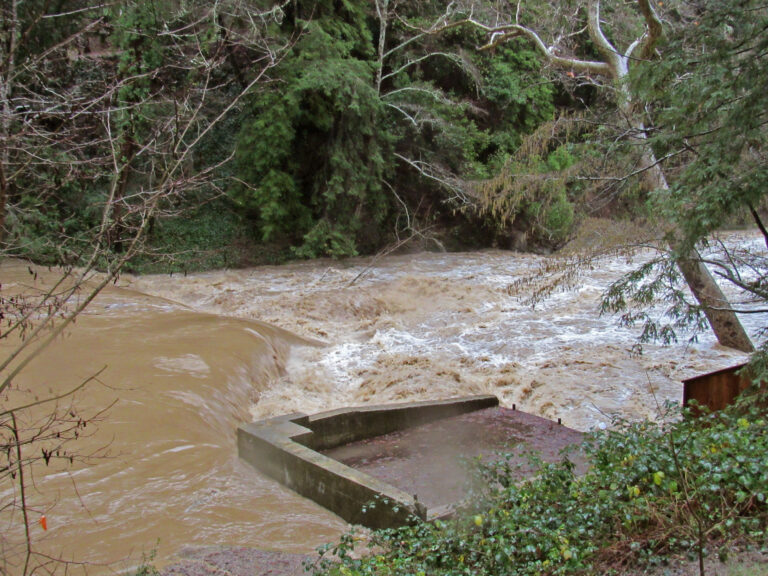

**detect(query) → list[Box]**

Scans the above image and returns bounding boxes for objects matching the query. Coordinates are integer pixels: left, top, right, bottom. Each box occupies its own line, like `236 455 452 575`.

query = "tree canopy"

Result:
638 0 768 248
631 0 768 367
1 0 568 266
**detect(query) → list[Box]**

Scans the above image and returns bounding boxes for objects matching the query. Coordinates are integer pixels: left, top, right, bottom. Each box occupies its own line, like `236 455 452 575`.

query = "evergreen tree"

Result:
233 0 390 257
621 0 768 368
232 0 559 257
637 0 768 248
454 0 755 352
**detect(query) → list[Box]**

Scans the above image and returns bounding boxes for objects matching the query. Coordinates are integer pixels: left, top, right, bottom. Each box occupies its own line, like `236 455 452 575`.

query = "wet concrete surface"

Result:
321 406 586 510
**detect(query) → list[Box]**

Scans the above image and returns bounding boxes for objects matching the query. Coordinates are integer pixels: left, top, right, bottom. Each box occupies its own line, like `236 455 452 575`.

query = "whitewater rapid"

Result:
127 230 766 431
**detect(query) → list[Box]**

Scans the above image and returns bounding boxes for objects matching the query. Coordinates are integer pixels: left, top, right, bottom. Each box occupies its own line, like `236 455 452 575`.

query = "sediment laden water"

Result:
129 231 764 430
1 231 765 572
0 262 346 574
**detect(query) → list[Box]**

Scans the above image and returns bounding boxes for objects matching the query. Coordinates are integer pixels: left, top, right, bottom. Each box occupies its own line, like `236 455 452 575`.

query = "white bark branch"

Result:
632 0 664 60
586 0 623 74
394 152 469 203
381 51 466 83
466 18 614 77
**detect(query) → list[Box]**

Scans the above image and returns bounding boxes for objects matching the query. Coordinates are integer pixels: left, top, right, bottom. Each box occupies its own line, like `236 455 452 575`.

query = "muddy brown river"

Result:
1 231 764 573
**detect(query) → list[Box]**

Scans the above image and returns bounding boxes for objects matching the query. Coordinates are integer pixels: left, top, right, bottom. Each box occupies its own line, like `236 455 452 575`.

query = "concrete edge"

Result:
300 395 499 451
237 395 498 529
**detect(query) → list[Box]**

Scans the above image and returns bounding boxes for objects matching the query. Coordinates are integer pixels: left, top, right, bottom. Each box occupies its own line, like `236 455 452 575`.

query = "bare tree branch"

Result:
468 17 613 76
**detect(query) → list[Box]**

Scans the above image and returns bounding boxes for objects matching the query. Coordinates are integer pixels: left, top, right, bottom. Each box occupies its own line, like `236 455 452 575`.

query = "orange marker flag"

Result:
40 515 47 531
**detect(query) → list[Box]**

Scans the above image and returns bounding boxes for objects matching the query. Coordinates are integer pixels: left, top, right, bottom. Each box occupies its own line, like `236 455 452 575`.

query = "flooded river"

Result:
0 263 346 574
1 231 764 573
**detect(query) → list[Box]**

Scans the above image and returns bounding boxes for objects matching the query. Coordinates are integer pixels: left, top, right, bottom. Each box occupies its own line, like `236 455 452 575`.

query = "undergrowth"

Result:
311 397 768 576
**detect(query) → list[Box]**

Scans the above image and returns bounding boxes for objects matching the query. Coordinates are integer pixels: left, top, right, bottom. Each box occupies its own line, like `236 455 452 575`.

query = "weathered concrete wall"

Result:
297 395 499 450
237 395 498 528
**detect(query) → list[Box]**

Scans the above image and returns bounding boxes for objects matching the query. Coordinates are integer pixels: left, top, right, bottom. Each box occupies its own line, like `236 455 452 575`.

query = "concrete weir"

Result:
238 395 583 529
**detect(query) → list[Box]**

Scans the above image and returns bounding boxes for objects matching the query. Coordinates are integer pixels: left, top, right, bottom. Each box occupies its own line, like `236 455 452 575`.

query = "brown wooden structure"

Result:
682 363 754 413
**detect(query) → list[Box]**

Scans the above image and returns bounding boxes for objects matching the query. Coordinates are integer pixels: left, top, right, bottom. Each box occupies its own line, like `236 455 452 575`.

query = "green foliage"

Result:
4 0 566 266
602 0 768 352
15 0 96 60
632 0 768 249
109 0 172 137
133 564 159 576
131 548 160 576
129 198 254 273
5 150 107 264
545 145 575 173
543 190 575 244
473 135 577 248
479 43 556 165
233 12 391 258
315 401 768 576
292 220 360 259
601 255 710 347
234 90 306 240
230 0 564 258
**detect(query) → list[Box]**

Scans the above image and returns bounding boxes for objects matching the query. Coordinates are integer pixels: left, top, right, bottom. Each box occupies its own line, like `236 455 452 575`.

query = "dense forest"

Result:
0 0 658 271
1 0 763 267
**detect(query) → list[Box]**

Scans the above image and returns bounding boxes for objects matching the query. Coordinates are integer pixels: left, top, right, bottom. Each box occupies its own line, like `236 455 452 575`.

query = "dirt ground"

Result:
161 547 317 576
618 548 768 576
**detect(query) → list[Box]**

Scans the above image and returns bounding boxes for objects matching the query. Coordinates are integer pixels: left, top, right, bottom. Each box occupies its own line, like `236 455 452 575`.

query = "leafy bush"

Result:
128 197 256 273
292 220 360 259
315 400 768 576
542 190 574 245
472 139 577 249
131 549 160 576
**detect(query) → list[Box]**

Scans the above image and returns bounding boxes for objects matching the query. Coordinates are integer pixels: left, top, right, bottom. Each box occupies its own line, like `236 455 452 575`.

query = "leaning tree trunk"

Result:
580 0 754 353
635 114 754 352
465 0 755 352
676 257 754 352
610 1 753 352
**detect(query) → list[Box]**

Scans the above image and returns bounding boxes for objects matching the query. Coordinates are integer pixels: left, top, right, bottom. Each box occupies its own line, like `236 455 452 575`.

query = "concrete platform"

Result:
322 406 585 512
238 396 584 529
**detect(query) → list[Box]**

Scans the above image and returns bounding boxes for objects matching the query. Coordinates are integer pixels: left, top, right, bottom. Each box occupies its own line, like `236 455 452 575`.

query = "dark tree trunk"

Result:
111 135 136 254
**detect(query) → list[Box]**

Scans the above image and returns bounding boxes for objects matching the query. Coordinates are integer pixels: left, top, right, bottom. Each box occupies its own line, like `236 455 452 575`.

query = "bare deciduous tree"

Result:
1 1 288 572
